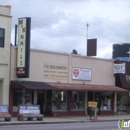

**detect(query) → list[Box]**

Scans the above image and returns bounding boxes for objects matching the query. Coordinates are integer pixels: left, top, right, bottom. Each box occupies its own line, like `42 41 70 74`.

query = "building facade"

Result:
0 5 12 105
0 4 128 117
114 59 130 114
10 46 127 116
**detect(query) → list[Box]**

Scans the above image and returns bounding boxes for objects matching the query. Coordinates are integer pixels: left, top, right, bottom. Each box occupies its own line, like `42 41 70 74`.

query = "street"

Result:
0 121 120 130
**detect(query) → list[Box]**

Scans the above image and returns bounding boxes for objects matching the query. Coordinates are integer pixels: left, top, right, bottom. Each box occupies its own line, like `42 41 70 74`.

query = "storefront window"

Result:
25 89 32 104
71 91 85 110
13 89 24 112
52 91 67 111
117 93 129 114
100 92 113 111
46 90 52 111
13 89 33 112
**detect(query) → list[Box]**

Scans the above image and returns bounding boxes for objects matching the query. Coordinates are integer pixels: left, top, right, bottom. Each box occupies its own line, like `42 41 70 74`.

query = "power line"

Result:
86 23 89 40
11 11 130 45
11 17 129 39
11 10 88 31
11 31 86 46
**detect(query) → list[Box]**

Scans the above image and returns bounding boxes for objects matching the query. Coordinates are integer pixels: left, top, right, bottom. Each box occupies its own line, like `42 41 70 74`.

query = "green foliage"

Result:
71 49 78 54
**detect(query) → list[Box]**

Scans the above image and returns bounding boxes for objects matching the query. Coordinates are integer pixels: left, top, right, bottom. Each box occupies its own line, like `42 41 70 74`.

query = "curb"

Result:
90 119 119 122
0 119 129 126
0 120 89 126
90 119 130 122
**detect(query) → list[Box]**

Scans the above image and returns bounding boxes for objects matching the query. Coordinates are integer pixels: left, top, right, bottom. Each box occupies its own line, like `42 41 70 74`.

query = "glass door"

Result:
95 92 100 114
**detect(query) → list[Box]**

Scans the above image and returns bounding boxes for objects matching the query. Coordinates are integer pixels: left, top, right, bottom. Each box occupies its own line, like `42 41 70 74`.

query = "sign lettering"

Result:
114 63 125 74
72 67 91 80
16 17 31 78
43 63 68 80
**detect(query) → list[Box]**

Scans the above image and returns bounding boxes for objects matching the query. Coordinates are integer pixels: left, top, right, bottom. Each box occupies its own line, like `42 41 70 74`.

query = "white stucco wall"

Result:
11 47 115 86
0 5 12 104
69 55 115 85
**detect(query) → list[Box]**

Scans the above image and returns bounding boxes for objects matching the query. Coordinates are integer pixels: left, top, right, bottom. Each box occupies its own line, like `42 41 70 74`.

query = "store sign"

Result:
72 67 91 80
116 57 130 62
114 63 125 74
88 101 97 108
19 105 40 114
16 17 31 78
116 60 130 90
43 63 68 80
0 105 8 114
88 101 97 119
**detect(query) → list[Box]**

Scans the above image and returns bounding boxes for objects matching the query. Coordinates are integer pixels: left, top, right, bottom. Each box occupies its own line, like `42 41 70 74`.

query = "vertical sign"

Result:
87 39 97 56
16 17 31 78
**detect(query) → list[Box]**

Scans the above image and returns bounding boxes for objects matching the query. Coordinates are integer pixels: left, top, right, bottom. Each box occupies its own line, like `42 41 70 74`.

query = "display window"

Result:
25 89 32 104
100 92 113 111
13 89 33 112
52 91 67 111
71 91 85 110
13 89 24 112
117 93 129 113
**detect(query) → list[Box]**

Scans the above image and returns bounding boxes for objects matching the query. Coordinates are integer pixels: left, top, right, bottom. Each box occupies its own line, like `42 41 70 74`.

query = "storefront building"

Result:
114 59 130 114
9 46 128 117
0 5 12 105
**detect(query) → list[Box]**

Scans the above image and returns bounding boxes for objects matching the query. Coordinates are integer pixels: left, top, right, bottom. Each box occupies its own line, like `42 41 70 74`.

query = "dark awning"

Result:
11 80 128 92
115 60 130 91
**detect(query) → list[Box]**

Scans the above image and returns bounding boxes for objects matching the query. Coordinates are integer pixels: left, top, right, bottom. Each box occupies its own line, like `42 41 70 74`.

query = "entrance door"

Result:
95 92 100 115
37 90 44 114
88 91 93 101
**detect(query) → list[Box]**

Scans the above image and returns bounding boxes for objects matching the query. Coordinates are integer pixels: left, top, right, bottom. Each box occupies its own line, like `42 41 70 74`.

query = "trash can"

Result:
87 107 95 120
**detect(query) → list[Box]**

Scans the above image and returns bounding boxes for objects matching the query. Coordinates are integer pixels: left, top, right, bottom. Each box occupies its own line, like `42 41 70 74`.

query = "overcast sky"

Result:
1 0 130 58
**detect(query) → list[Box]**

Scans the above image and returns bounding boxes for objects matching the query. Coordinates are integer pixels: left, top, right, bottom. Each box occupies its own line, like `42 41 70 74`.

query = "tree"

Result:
71 49 78 54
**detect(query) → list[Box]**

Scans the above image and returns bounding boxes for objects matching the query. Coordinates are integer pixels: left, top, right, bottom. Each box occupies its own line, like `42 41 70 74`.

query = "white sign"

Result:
0 105 8 113
114 63 125 74
72 67 91 80
17 18 27 74
19 105 40 114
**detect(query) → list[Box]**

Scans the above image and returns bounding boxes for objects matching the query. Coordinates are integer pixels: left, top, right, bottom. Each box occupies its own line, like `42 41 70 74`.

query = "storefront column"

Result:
44 90 46 104
114 92 117 113
85 91 88 111
9 88 13 114
68 91 71 112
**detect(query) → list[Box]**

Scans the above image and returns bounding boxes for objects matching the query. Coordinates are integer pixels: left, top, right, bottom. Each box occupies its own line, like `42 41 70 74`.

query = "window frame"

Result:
71 91 85 111
52 90 68 111
0 28 5 47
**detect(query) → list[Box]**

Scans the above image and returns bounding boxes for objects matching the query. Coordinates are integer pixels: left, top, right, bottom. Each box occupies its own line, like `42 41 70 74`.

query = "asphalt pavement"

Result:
0 121 120 130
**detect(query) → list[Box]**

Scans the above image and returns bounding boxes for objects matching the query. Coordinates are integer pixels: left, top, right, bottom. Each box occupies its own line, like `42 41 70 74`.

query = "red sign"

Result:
73 69 79 77
17 67 25 74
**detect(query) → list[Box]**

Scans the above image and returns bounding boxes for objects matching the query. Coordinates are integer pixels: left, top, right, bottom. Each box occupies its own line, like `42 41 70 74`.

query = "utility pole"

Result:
14 24 18 46
86 23 89 40
86 23 89 56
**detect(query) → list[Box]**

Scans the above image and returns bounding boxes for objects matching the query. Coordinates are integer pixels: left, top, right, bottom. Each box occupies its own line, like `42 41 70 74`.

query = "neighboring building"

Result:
113 43 130 114
0 5 12 105
10 46 127 116
114 59 130 114
0 4 128 118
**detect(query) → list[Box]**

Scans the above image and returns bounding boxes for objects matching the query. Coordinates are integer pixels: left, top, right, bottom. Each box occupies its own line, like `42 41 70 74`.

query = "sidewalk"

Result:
0 115 130 125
